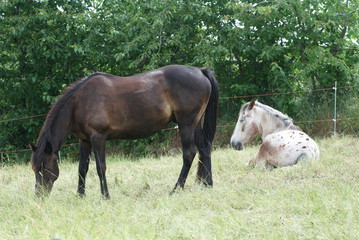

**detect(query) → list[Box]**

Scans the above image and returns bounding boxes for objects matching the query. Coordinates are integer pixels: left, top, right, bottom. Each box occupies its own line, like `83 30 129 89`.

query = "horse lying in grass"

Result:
30 65 218 198
230 100 319 169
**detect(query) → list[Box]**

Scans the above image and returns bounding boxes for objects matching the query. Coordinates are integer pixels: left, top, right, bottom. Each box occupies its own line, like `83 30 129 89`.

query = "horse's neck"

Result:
52 116 72 151
256 110 291 140
43 104 73 152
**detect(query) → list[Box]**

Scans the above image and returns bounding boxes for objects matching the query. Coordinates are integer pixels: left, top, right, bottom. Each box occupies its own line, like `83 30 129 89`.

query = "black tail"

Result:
201 68 218 147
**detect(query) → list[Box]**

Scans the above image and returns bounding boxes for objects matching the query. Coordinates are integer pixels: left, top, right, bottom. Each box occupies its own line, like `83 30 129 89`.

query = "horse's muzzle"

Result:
35 180 53 198
231 140 244 151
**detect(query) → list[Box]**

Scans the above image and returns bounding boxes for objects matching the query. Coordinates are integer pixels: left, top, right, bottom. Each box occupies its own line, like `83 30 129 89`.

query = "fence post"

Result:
333 81 337 136
58 150 62 163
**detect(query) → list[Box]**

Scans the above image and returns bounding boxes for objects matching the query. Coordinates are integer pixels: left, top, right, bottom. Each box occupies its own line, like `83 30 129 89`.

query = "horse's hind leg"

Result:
172 124 197 194
194 124 213 186
78 140 92 197
295 153 308 164
91 134 110 199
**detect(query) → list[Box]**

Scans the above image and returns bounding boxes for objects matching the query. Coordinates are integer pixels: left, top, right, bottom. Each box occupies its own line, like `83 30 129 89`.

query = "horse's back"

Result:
71 65 212 140
253 130 320 167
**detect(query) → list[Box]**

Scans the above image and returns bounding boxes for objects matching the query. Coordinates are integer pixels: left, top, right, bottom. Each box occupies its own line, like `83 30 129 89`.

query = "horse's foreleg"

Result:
91 134 110 199
250 143 276 170
77 140 92 197
194 125 213 186
247 155 256 167
172 125 197 194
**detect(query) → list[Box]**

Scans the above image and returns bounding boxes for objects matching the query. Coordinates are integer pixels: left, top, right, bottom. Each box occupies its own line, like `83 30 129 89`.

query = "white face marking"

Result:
231 106 257 146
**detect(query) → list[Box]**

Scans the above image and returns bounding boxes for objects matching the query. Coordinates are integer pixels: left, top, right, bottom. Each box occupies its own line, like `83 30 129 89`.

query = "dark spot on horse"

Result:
297 142 302 145
306 138 309 141
302 146 307 149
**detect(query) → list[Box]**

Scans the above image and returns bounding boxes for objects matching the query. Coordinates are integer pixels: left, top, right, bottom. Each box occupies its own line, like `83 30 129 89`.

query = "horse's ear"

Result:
248 99 256 110
30 143 37 152
44 141 53 155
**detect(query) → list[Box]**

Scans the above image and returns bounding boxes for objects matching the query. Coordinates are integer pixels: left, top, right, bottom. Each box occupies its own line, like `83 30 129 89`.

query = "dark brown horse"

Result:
30 65 218 198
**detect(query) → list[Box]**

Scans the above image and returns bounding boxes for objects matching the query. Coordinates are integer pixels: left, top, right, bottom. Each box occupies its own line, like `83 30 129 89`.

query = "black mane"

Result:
32 73 101 168
243 101 300 129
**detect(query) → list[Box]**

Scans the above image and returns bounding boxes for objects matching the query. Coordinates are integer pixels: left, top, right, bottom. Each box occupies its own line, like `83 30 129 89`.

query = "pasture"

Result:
0 136 358 239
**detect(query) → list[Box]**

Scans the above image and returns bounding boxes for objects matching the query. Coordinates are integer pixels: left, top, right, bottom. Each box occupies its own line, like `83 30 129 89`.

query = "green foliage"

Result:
1 0 358 160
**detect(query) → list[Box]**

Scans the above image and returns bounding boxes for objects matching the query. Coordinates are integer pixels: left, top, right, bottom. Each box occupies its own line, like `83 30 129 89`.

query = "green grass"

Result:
0 136 358 240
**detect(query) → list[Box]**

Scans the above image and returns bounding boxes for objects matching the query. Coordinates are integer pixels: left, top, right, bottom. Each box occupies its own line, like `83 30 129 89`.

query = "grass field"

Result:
0 136 358 240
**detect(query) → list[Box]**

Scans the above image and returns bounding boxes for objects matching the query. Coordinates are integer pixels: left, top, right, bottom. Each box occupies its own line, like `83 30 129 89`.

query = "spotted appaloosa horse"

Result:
230 100 319 169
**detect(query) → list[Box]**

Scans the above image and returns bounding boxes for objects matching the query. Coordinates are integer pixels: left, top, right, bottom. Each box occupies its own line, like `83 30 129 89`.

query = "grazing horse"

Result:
30 65 218 198
230 100 319 169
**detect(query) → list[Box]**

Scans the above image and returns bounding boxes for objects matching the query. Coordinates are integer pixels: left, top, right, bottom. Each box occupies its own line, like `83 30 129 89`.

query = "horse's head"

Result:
230 99 259 150
30 142 59 197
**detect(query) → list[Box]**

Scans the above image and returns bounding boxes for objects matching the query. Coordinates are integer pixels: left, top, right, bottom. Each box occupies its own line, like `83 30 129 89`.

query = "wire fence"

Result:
218 85 359 100
1 84 358 155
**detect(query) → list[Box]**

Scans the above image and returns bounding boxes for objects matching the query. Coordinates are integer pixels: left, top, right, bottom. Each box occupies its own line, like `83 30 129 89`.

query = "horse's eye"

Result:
240 119 244 123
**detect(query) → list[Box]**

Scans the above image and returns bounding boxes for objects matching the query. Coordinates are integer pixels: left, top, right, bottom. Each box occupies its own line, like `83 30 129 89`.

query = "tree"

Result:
0 0 90 149
1 0 358 156
211 0 358 116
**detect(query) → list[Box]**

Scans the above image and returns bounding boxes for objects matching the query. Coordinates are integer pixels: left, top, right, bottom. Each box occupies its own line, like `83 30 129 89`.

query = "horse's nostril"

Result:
236 143 244 150
231 141 243 151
